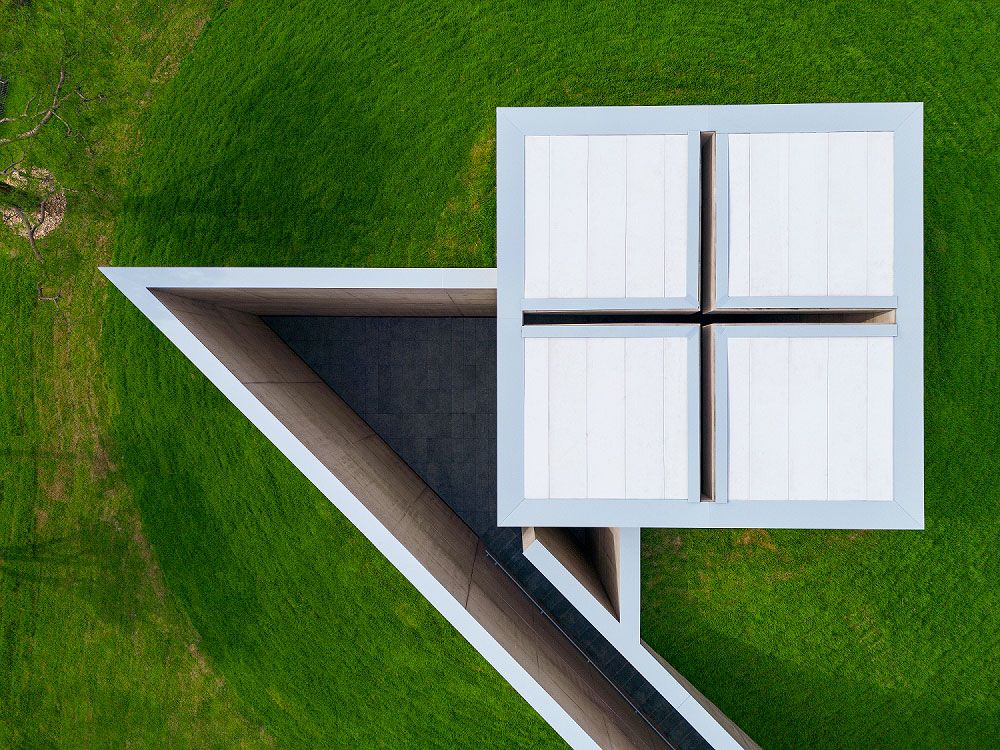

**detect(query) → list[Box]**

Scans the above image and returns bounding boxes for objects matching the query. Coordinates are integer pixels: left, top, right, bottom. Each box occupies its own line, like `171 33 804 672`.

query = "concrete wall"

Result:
524 527 624 622
643 643 761 750
523 524 760 750
701 326 716 501
524 527 618 619
154 286 495 316
701 132 717 311
153 289 670 750
587 528 621 619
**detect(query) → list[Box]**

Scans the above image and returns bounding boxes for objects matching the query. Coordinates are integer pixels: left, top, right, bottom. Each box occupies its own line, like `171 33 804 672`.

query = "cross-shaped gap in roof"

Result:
523 310 894 326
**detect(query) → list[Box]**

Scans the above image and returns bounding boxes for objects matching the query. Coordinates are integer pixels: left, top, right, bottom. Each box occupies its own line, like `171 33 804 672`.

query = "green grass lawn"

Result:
0 2 278 747
4 0 998 747
1 1 562 748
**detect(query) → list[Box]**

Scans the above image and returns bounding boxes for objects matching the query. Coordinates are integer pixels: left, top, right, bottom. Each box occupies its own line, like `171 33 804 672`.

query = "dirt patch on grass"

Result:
736 529 778 551
1 168 67 240
151 14 208 84
431 130 495 264
185 15 208 46
767 569 797 583
152 54 181 84
91 441 116 481
130 515 167 601
188 641 211 677
43 476 67 502
186 640 227 691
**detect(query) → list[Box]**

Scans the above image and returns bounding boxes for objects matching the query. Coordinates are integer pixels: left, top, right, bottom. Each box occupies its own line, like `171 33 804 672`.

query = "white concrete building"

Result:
497 103 923 530
105 103 924 750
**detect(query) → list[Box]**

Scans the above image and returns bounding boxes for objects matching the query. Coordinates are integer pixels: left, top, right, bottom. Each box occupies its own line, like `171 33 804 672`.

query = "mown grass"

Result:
4 0 997 747
114 1 997 747
2 1 563 748
0 1 281 747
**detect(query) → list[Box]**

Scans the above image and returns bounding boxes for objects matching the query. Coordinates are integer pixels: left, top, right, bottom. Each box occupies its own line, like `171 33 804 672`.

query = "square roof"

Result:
721 131 896 309
497 104 923 529
714 324 896 503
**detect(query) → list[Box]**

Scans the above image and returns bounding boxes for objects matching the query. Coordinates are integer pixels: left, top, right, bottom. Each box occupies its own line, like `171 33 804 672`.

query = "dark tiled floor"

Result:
265 316 498 535
264 315 709 750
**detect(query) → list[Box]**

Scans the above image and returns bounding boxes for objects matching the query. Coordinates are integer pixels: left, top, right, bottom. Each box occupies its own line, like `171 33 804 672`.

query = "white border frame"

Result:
709 323 921 529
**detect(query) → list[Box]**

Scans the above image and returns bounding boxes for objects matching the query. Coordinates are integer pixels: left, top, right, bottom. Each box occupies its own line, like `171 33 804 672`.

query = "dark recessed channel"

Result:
523 310 894 325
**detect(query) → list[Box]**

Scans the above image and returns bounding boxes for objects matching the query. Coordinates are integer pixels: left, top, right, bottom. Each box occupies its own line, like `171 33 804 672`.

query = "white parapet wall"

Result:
101 265 754 750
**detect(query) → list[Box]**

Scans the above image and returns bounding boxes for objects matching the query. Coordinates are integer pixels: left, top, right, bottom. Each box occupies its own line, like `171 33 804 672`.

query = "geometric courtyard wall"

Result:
151 288 673 750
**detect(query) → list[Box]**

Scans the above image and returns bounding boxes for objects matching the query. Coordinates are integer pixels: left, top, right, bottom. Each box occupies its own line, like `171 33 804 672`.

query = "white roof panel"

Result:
522 134 697 308
724 331 894 502
522 330 695 501
727 131 895 301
